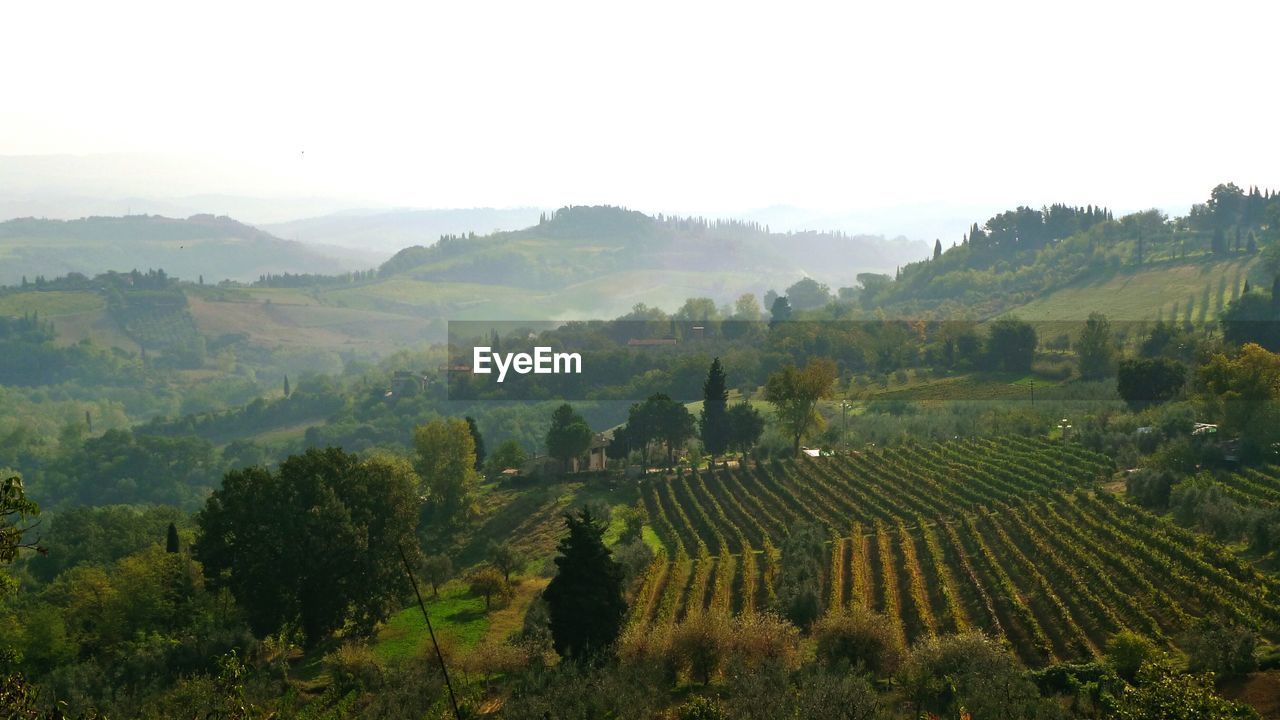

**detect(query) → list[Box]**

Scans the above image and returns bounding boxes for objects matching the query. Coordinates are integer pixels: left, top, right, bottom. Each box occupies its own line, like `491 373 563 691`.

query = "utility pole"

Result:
398 544 462 720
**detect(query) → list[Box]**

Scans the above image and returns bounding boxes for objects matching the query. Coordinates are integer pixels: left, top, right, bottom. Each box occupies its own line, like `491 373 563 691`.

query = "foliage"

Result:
545 404 593 473
412 418 480 533
1199 343 1280 454
420 553 452 597
764 359 837 456
1104 630 1159 682
468 566 510 610
194 448 420 644
813 608 905 677
774 522 826 629
1076 312 1116 379
699 358 731 462
543 507 627 662
985 317 1038 372
726 401 765 460
1117 357 1186 409
898 632 1054 720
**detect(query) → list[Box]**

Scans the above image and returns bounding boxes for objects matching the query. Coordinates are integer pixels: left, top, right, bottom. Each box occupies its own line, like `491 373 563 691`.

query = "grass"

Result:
0 290 105 317
373 580 490 662
1010 255 1259 321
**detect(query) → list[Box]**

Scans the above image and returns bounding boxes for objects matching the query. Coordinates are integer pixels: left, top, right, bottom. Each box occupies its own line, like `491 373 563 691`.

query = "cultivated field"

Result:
630 438 1280 666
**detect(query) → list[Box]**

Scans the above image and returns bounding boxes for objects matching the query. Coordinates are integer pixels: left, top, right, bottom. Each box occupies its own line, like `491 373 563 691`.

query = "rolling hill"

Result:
0 214 364 286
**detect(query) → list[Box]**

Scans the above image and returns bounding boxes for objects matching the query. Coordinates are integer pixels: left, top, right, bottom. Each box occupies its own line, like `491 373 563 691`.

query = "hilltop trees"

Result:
194 448 420 644
413 418 481 533
765 359 838 456
699 358 730 466
543 507 627 662
546 404 593 473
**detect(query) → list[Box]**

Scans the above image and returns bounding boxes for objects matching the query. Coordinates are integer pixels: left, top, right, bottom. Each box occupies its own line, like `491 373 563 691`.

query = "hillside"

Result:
0 214 361 286
262 207 545 258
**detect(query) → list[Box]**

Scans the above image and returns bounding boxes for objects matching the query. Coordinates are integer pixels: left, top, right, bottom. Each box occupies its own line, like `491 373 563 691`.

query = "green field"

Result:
0 290 105 317
1010 256 1258 322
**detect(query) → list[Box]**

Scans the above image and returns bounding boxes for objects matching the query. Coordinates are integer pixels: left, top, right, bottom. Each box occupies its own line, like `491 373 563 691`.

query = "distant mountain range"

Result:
262 207 545 257
0 214 361 286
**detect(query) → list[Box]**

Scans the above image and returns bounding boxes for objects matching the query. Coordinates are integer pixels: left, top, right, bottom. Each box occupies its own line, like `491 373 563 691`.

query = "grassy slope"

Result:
1008 255 1260 322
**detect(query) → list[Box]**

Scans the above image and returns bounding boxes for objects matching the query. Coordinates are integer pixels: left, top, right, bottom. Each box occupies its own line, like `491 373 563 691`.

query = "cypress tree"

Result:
543 507 626 662
933 238 942 260
166 522 180 553
699 357 730 465
283 374 290 398
465 416 486 471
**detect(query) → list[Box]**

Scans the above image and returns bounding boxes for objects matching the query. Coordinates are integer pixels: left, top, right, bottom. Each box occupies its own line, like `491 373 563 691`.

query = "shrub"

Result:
813 608 904 677
326 642 383 694
1105 630 1159 682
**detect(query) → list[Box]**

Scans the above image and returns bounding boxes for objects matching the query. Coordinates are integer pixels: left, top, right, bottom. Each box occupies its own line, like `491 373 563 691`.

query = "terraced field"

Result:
629 438 1280 666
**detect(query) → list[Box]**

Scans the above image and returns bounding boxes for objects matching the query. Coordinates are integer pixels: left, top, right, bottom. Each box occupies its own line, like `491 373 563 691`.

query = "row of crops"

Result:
629 438 1280 666
108 289 201 352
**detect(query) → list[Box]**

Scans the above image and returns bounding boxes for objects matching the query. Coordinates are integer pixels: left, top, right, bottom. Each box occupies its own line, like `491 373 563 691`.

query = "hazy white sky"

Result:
3 0 1279 215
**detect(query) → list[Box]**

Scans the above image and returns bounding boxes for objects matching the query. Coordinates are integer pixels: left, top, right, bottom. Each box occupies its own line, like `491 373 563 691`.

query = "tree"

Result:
626 394 695 468
545 403 593 473
1 475 42 594
1199 343 1280 453
421 553 452 597
616 502 647 544
732 293 762 322
1076 312 1116 379
488 540 523 583
283 374 290 398
765 359 838 456
775 521 825 628
413 419 480 533
1105 630 1159 682
465 416 486 472
933 238 942 260
194 448 420 644
899 633 1052 720
165 522 180 553
699 358 731 465
785 277 831 310
543 507 627 662
985 317 1037 372
769 295 792 326
727 402 765 462
486 439 528 477
1117 358 1186 408
814 608 905 677
469 566 508 610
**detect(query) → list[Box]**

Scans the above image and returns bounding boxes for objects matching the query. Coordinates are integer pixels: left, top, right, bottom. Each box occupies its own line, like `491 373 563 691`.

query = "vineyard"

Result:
629 437 1280 666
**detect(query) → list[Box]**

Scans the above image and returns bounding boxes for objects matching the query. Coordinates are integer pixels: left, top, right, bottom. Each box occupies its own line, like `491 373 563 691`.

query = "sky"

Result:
3 0 1279 224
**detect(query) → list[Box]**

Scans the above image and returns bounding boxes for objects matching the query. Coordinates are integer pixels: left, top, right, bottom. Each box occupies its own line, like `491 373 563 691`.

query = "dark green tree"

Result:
775 521 826 629
283 374 290 398
194 448 420 644
984 317 1037 372
465 416 486 472
1075 312 1116 379
546 404 593 473
165 522 180 553
543 507 627 662
699 357 730 465
422 553 452 598
726 401 765 462
933 238 942 260
487 539 523 583
1117 357 1186 408
769 295 792 326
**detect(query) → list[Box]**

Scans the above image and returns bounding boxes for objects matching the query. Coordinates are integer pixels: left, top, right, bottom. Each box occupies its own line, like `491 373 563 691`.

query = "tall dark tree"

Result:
465 416 486 472
194 448 420 644
283 374 290 398
165 522 180 553
545 403 593 473
1075 312 1116 380
543 507 626 662
769 295 792 326
699 357 730 465
1117 358 1186 409
933 238 942 260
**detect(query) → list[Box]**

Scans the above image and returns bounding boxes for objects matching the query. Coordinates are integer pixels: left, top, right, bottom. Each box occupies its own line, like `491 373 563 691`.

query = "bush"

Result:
813 608 904 677
1185 622 1257 678
326 642 383 694
677 695 728 720
1105 630 1159 682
